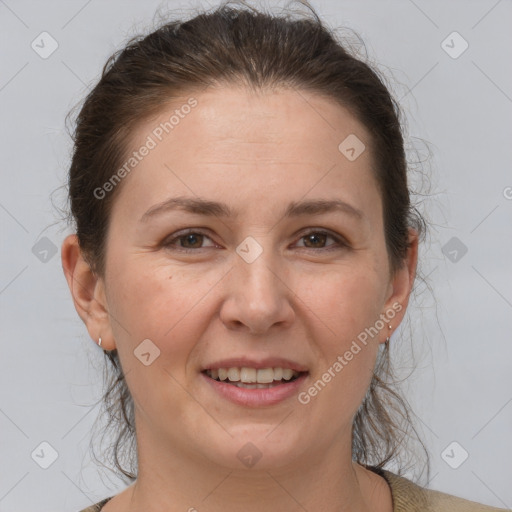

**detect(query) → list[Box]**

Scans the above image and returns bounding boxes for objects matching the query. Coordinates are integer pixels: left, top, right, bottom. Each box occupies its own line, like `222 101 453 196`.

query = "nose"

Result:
219 249 295 335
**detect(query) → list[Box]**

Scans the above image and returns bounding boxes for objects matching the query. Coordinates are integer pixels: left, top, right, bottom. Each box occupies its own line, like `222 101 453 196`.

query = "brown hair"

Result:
66 1 429 483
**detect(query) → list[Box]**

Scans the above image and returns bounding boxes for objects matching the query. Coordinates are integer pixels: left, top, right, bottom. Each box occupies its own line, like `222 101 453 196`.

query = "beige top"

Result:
78 467 508 511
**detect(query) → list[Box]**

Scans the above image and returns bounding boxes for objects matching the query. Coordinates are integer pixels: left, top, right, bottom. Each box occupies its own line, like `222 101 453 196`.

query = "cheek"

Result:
301 263 386 343
105 254 220 358
297 264 386 406
104 258 219 413
297 270 383 422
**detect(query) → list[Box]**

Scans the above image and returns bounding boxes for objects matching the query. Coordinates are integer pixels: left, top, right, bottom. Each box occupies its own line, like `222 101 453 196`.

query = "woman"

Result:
61 2 507 511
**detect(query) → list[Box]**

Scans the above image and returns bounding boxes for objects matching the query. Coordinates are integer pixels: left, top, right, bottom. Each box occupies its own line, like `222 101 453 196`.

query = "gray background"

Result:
0 0 511 510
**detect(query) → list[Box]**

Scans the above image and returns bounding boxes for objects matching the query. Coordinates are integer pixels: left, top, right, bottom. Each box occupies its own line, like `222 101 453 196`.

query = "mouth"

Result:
202 367 306 389
201 361 309 406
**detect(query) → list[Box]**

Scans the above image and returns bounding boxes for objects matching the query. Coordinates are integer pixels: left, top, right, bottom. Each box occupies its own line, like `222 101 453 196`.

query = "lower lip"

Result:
201 372 308 407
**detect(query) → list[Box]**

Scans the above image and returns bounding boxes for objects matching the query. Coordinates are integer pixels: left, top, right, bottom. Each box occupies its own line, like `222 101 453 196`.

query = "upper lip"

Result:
202 357 308 372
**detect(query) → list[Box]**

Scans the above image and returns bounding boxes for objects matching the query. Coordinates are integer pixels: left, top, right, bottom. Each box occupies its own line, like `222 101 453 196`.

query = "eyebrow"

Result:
139 196 364 223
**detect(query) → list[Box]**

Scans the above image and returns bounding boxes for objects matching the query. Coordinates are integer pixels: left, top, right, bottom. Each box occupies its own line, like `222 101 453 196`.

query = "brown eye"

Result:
296 230 345 250
178 233 205 249
162 230 216 252
302 232 328 248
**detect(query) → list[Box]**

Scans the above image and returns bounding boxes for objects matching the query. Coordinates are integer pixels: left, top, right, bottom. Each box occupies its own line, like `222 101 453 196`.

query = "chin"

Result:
201 425 305 471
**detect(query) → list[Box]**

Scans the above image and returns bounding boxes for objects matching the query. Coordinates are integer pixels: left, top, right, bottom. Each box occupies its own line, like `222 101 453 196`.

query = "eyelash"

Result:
162 228 348 253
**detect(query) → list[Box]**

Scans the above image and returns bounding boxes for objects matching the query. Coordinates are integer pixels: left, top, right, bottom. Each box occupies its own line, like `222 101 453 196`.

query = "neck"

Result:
119 419 390 512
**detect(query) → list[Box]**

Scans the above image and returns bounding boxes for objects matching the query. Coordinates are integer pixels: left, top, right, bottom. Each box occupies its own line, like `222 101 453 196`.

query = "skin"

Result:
62 84 418 512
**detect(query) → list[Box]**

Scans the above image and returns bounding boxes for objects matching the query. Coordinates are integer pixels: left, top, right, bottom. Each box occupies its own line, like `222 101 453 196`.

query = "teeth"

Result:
227 368 240 381
256 368 274 383
240 367 257 383
282 369 294 380
206 367 301 384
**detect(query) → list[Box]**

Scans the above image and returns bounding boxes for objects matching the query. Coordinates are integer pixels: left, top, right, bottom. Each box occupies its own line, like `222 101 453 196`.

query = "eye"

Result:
294 229 347 251
162 229 217 252
162 228 348 253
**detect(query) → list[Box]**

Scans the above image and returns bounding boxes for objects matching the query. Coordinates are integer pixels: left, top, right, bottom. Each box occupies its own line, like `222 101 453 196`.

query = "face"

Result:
83 85 414 471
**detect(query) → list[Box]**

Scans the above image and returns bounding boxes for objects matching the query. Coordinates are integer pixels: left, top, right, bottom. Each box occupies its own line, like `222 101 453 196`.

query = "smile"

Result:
204 367 302 388
201 367 308 407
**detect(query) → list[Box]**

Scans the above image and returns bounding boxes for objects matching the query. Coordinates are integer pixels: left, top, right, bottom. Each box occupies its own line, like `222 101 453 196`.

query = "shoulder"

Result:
377 468 508 512
78 496 114 512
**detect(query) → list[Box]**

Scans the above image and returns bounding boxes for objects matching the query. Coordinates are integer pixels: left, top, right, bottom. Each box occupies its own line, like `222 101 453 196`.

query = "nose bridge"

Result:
221 235 293 332
235 237 282 303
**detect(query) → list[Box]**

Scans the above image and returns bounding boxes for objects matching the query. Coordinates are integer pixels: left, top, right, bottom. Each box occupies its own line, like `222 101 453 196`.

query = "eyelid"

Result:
295 228 348 249
162 228 218 251
162 227 348 252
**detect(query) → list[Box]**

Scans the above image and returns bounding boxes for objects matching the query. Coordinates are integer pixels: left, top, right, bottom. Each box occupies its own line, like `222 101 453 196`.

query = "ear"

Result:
380 227 419 343
61 234 115 351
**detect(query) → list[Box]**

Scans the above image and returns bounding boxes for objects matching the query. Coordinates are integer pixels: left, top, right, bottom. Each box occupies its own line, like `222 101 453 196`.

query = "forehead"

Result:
109 85 380 226
130 84 372 160
168 85 365 151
